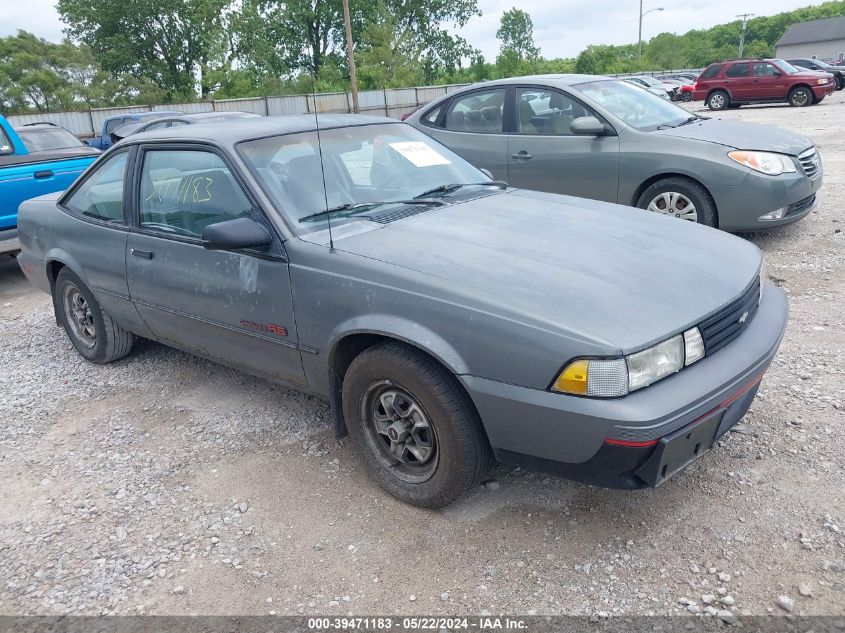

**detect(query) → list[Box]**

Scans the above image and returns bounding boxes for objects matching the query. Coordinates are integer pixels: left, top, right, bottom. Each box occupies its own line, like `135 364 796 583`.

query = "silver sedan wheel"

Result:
62 284 96 349
647 191 698 222
361 382 438 484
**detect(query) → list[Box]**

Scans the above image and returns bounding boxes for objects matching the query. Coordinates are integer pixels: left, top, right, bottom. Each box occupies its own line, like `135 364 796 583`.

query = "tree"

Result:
57 0 235 100
496 8 539 63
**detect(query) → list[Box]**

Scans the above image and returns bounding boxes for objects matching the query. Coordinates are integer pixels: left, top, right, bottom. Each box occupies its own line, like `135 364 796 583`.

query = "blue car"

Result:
0 117 99 254
87 111 182 150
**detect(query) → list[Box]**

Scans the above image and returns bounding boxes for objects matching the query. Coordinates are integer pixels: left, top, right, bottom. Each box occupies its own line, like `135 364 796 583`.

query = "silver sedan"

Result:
406 75 822 231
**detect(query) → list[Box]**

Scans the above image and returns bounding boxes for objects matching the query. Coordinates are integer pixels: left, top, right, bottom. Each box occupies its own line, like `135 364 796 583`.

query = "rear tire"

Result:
636 177 717 228
707 90 729 111
788 86 812 107
54 268 133 364
342 342 492 508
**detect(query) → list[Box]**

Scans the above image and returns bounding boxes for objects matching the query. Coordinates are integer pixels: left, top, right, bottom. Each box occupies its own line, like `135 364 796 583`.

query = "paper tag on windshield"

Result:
388 141 451 167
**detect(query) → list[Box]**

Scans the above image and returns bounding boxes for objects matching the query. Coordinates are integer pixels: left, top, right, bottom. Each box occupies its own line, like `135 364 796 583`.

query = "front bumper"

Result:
812 82 835 98
709 167 822 232
461 281 788 489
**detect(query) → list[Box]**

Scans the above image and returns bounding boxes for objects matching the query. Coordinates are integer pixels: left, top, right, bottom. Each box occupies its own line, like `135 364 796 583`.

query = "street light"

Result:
638 2 665 65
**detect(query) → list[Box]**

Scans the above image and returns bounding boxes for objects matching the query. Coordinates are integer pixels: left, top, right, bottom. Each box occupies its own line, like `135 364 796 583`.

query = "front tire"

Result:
54 268 134 364
707 90 729 111
342 342 492 508
636 177 717 228
788 86 812 107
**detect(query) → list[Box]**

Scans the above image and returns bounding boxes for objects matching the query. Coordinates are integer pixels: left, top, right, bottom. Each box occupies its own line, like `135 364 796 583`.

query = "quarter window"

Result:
421 105 442 126
444 89 506 133
726 63 750 78
0 126 12 154
139 149 252 238
700 64 723 79
64 151 128 222
515 88 591 135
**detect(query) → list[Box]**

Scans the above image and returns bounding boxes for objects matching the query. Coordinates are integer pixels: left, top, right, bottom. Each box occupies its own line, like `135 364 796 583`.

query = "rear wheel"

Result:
54 268 133 363
636 177 717 228
788 86 812 107
342 342 492 507
707 90 729 111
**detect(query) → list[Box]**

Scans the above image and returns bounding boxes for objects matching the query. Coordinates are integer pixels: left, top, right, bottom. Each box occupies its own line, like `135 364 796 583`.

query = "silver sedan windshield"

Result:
572 80 691 130
238 123 486 236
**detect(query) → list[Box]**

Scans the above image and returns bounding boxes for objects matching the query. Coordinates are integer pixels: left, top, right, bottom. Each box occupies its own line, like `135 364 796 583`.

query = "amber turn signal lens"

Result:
552 359 589 395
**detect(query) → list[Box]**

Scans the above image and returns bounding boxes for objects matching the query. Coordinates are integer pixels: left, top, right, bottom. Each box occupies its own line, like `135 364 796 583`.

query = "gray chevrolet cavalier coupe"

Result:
17 116 788 507
406 75 822 231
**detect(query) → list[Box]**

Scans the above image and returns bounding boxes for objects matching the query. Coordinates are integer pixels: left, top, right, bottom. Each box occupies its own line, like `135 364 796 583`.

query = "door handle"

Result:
131 248 154 259
34 170 54 179
511 151 532 160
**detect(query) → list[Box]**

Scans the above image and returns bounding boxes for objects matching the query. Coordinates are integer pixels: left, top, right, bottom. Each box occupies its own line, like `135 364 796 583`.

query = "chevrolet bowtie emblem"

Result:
738 310 749 324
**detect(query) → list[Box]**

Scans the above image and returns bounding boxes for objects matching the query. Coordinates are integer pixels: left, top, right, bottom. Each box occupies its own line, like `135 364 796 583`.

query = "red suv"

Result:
693 58 835 110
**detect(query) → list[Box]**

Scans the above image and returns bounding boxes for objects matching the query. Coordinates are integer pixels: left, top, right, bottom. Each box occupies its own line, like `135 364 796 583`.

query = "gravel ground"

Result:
1 95 843 619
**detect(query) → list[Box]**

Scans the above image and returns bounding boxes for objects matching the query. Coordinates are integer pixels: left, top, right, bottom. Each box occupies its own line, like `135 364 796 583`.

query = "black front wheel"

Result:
343 342 492 507
789 86 812 107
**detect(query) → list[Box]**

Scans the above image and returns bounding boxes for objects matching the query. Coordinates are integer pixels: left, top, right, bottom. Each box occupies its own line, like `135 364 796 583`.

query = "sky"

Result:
0 0 832 60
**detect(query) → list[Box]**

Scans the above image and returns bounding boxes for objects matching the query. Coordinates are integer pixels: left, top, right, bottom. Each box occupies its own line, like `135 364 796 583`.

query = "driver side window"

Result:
515 88 591 136
444 89 506 134
139 149 252 238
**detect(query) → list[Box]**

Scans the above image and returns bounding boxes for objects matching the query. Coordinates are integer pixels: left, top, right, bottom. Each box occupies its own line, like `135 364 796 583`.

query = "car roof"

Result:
451 74 612 90
123 114 400 146
106 110 182 121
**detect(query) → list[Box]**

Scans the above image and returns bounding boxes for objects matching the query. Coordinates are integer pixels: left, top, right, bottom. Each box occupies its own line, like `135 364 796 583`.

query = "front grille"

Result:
698 276 760 356
798 147 821 178
786 194 816 217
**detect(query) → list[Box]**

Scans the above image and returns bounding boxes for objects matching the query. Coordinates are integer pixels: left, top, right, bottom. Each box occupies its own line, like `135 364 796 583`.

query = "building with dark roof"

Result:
775 16 845 62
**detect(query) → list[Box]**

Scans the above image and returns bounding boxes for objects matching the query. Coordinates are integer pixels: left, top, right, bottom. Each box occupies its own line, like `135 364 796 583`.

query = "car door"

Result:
506 87 620 203
417 87 509 180
125 145 305 386
752 62 789 99
724 62 752 100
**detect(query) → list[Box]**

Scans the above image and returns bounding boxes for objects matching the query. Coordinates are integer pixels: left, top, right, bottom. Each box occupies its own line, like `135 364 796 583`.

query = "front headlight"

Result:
817 78 827 85
728 150 797 176
552 327 705 398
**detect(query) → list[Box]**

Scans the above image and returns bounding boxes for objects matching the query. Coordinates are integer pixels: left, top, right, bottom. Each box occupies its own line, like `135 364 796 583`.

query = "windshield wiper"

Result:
414 180 508 199
298 199 443 223
657 115 700 130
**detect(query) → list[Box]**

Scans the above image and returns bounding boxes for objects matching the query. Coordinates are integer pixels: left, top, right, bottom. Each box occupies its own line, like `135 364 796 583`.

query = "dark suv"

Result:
693 58 836 110
786 58 845 90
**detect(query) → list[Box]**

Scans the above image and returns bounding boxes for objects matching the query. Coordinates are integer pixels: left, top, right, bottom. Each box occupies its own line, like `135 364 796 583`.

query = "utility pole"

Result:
342 0 359 114
737 13 755 58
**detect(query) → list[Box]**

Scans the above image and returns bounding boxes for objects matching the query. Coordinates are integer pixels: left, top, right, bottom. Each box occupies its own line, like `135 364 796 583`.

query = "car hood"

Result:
655 118 813 155
335 189 762 353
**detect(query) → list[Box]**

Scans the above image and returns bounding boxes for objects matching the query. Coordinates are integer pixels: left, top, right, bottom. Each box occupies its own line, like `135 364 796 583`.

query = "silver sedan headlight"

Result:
728 150 797 176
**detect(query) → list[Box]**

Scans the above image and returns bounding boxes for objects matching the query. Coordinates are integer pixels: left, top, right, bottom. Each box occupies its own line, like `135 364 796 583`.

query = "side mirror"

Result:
202 217 272 251
479 167 494 179
570 116 610 136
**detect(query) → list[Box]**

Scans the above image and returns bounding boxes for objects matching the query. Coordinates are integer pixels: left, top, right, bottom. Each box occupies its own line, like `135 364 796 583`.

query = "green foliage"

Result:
2 0 844 115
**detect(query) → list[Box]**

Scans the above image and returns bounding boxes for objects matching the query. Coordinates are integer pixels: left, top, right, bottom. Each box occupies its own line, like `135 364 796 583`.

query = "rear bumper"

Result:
461 281 787 488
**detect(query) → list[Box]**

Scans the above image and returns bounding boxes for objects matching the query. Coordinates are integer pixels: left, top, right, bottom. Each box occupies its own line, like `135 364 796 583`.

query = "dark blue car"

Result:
87 111 182 150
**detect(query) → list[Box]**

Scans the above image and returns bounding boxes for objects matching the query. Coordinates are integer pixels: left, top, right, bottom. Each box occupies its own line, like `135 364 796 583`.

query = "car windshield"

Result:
17 127 85 152
635 76 662 87
238 123 489 239
572 80 692 130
